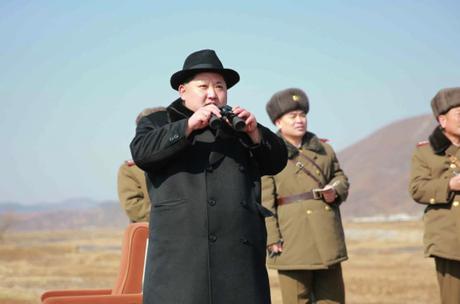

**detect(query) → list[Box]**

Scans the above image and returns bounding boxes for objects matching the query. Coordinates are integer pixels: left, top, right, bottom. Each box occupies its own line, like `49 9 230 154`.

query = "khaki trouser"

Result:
278 264 345 304
435 257 460 304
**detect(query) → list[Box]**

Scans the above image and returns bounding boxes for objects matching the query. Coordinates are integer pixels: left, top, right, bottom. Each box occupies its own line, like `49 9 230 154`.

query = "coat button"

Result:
209 234 217 242
325 206 331 211
206 166 213 173
316 170 321 175
453 201 459 207
429 198 435 204
450 163 457 169
306 210 312 215
239 165 246 172
240 237 249 245
240 200 248 207
208 199 216 206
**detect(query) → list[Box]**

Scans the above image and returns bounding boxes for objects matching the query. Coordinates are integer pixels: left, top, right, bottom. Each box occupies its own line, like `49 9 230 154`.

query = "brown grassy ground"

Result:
0 220 439 304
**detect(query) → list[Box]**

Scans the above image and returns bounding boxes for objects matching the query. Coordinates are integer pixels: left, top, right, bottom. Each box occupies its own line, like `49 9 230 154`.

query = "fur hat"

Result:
170 49 239 90
431 87 460 118
266 88 309 124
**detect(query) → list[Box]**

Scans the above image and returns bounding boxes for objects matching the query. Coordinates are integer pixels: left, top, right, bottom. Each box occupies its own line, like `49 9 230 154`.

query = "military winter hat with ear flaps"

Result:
266 88 309 124
431 87 460 118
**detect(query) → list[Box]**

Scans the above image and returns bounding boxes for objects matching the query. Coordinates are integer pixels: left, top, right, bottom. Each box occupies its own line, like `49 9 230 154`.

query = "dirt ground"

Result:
0 220 439 304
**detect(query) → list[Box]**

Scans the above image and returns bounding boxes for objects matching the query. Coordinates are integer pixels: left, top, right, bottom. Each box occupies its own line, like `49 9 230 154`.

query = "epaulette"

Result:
320 138 329 143
416 140 429 147
125 160 136 167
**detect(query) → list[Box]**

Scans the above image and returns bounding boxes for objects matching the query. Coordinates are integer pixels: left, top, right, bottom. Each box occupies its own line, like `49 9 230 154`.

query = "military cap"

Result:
431 87 460 118
266 88 309 124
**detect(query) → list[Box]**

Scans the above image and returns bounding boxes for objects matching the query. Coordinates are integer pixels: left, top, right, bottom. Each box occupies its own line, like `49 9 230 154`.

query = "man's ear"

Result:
439 115 447 129
178 84 186 98
275 118 282 129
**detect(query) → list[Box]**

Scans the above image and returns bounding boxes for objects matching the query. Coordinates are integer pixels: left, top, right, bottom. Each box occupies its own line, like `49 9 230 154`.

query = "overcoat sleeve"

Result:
409 148 452 205
130 111 190 171
249 125 288 176
325 144 349 204
261 175 283 245
117 164 150 222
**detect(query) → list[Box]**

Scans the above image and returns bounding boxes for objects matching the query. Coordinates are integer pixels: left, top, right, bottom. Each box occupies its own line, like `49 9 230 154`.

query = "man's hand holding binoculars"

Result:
231 105 261 144
187 104 261 144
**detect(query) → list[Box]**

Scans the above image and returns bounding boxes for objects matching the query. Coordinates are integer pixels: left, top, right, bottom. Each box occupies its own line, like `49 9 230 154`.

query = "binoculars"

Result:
209 105 246 132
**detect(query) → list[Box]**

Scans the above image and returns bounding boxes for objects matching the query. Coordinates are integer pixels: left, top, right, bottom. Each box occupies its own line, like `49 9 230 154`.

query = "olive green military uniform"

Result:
117 160 151 222
262 131 349 304
409 126 460 304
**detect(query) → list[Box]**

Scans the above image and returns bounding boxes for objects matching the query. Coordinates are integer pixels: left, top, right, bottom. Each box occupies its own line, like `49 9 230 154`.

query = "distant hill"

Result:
0 199 129 231
0 197 101 213
338 114 437 218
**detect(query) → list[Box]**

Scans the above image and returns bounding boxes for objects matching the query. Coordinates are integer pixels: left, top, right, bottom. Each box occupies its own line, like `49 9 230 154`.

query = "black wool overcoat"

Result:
130 99 287 304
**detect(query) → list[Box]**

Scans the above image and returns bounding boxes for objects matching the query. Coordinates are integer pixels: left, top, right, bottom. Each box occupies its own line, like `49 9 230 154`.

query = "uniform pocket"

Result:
153 198 186 209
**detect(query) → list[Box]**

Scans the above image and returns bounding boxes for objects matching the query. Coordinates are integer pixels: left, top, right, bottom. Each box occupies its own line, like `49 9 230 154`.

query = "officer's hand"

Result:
186 104 221 135
267 242 283 255
232 106 261 144
321 185 337 203
449 175 460 191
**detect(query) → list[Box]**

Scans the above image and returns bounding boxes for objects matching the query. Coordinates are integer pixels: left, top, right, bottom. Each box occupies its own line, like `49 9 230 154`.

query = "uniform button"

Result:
240 200 248 207
209 234 217 242
306 210 312 215
429 198 435 204
450 164 457 169
239 165 246 172
316 170 321 175
208 199 216 206
240 237 249 244
453 201 459 207
206 166 213 173
325 206 331 211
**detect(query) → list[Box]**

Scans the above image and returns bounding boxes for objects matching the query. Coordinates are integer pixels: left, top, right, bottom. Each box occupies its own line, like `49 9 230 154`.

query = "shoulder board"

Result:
124 160 136 167
319 138 329 143
416 140 429 147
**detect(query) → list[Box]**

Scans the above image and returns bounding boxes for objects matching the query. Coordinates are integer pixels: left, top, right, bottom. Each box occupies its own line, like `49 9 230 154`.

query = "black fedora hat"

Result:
170 49 240 90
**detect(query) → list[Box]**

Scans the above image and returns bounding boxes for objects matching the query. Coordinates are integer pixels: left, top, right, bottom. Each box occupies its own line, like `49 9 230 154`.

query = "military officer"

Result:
262 88 350 304
117 159 151 222
409 87 460 304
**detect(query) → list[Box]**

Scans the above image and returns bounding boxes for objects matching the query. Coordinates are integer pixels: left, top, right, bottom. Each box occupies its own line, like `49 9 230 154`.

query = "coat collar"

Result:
280 131 326 159
168 98 194 121
429 125 454 155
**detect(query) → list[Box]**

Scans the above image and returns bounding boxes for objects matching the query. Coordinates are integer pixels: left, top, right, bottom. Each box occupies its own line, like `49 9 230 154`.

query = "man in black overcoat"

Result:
130 49 287 304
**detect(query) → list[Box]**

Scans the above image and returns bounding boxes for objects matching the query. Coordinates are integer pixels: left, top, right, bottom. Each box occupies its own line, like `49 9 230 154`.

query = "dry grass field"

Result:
0 220 439 304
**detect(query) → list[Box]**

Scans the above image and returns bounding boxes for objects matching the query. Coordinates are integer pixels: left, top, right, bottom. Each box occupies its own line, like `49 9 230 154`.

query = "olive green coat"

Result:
117 161 151 222
262 132 349 270
409 126 460 262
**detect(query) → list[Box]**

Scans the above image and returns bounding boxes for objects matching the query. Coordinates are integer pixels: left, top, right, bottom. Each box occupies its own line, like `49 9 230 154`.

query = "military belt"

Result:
277 190 322 206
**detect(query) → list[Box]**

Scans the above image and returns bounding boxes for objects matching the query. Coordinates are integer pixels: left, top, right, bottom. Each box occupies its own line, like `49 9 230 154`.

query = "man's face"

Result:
275 110 307 139
440 106 460 138
178 72 227 112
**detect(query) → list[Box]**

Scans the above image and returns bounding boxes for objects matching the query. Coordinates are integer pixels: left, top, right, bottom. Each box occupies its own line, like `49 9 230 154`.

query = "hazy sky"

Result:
1 1 459 203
